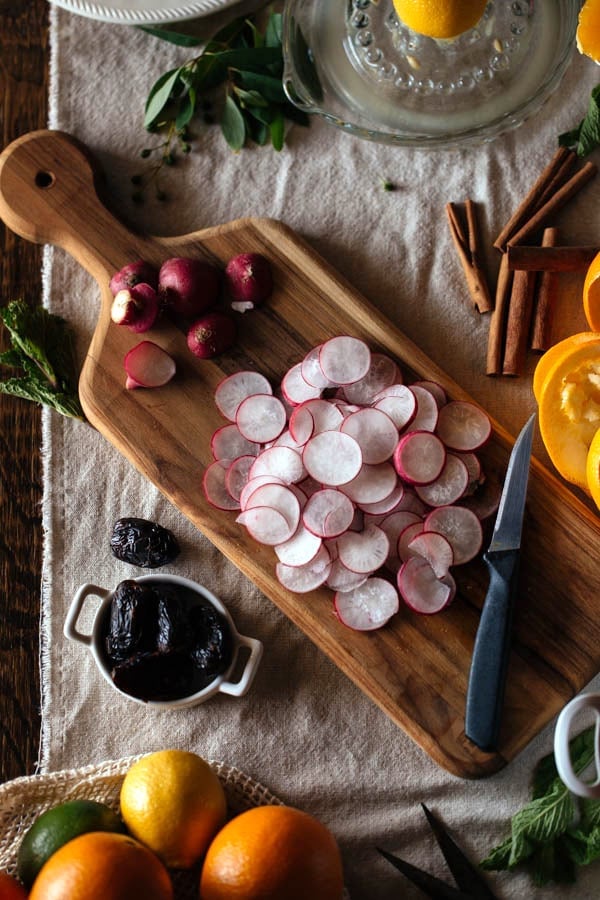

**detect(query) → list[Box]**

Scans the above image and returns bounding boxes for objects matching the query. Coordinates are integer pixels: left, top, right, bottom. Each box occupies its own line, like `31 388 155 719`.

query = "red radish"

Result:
359 481 405 515
406 531 454 579
225 455 255 501
301 345 334 389
159 257 220 320
337 523 389 574
187 312 236 359
239 475 285 510
281 363 322 405
215 371 272 421
275 525 322 567
248 445 305 484
373 387 417 430
203 460 241 511
412 380 447 407
211 423 259 461
236 394 287 444
237 505 294 545
334 577 399 631
407 385 439 432
244 482 301 532
424 505 483 565
111 284 160 333
326 559 368 593
340 408 398 464
341 353 400 405
124 340 175 390
275 545 332 592
340 462 397 505
318 336 371 385
302 489 355 539
397 557 456 615
397 520 426 562
302 431 363 486
291 399 343 437
225 253 273 311
110 260 159 296
436 401 492 451
393 431 446 485
414 453 469 507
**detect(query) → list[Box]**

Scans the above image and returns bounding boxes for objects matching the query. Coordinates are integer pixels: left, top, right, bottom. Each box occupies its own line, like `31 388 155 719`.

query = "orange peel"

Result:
577 0 600 64
533 332 600 403
392 0 487 39
583 250 600 331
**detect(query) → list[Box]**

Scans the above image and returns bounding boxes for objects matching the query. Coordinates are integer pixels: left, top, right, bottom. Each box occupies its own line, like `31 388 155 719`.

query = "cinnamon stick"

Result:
445 200 493 313
502 266 537 376
530 228 559 353
507 161 598 247
486 254 513 375
507 244 599 272
493 147 575 251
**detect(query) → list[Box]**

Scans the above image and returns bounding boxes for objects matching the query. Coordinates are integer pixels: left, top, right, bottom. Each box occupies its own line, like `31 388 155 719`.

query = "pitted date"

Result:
110 517 180 568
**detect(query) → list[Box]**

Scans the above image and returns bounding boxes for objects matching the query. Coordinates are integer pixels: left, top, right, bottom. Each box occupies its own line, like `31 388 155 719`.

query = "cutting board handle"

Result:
0 130 147 283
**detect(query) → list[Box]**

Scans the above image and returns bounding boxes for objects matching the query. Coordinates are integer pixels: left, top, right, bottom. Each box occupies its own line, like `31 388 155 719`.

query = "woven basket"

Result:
0 756 283 900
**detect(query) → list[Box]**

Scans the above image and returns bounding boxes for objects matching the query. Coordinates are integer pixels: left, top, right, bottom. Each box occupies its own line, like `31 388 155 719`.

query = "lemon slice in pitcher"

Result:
392 0 488 39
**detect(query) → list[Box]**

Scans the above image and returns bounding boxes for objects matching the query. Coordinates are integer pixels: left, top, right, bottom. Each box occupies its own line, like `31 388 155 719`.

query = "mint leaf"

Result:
559 83 600 157
581 798 600 829
533 725 596 799
481 836 512 871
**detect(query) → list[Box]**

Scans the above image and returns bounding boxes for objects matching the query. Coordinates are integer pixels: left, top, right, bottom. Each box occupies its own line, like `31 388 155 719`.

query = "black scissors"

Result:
378 804 498 899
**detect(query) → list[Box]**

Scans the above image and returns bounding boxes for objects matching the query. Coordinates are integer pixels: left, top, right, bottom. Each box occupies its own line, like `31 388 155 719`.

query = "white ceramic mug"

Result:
554 693 600 798
64 573 263 709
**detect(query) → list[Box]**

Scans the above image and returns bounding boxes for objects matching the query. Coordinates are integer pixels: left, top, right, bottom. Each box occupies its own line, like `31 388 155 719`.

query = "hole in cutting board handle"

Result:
35 170 54 189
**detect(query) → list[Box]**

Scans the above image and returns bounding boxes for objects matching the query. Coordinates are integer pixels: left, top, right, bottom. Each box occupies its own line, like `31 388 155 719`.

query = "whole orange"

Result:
199 805 344 900
0 871 27 900
28 830 173 900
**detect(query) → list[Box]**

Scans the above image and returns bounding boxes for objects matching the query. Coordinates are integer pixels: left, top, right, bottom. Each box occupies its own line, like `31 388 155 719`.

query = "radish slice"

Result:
215 371 272 421
281 363 322 405
290 399 343 443
236 393 287 443
302 489 355 539
237 505 295 545
334 577 399 630
337 523 389 574
244 483 301 534
436 401 492 451
211 423 259 461
288 406 315 445
397 557 456 614
225 454 255 501
326 560 368 593
359 481 405 515
412 380 447 408
341 462 397 505
273 428 306 451
302 431 363 486
373 390 417 431
275 525 322 567
395 489 429 517
239 475 285 510
203 460 241 511
301 345 335 389
458 477 501 520
341 353 400 405
406 531 454 579
340 408 398 464
415 453 469 507
397 520 426 562
276 545 332 592
248 446 305 484
407 385 439 432
424 505 483 565
318 336 371 385
393 431 446 485
452 452 482 494
124 341 175 389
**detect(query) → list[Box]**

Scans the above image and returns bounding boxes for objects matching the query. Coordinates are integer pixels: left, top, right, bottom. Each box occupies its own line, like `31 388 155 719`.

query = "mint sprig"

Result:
559 83 600 157
481 725 600 886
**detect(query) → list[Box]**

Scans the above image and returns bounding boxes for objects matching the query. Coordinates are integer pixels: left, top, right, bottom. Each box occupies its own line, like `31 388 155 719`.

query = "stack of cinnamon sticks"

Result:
446 147 598 377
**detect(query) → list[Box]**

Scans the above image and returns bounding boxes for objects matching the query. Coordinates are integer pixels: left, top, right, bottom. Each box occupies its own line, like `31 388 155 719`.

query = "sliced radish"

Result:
236 393 287 443
337 523 389 574
225 454 255 501
288 405 315 445
424 505 483 565
340 408 398 464
291 399 343 443
237 505 295 545
452 451 482 494
318 336 371 385
302 489 355 539
341 353 400 405
272 428 306 451
359 481 405 515
276 545 332 593
326 560 368 593
302 431 363 486
397 520 426 562
211 423 259 461
373 389 418 431
407 385 439 432
393 431 446 485
215 370 272 421
397 557 456 615
406 531 454 579
412 380 447 408
245 483 301 534
458 477 501 520
281 363 322 405
395 489 429 517
124 341 175 389
203 460 241 511
301 345 335 389
275 524 322 567
248 446 305 484
341 462 397 505
334 577 399 630
436 401 492 451
239 475 285 510
415 453 469 507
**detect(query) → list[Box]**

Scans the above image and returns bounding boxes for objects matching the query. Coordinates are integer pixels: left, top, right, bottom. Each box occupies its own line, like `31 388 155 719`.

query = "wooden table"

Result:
0 0 48 782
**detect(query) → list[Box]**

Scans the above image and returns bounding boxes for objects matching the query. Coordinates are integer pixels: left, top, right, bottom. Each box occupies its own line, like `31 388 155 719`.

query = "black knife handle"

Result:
464 548 521 752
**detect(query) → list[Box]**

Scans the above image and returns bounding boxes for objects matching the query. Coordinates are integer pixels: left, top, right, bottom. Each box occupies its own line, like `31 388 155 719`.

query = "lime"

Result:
17 799 125 888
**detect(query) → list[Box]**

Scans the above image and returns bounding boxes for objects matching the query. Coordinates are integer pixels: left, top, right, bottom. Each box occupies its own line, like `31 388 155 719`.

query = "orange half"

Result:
577 0 600 64
533 332 600 403
583 250 600 330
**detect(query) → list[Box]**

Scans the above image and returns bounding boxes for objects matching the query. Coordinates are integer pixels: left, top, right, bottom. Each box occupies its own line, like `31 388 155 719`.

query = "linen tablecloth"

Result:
39 6 600 897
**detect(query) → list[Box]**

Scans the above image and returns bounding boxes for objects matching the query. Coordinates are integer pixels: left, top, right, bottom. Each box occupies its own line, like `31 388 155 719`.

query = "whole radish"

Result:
159 257 220 320
110 260 159 296
187 312 236 359
111 283 160 333
225 253 273 311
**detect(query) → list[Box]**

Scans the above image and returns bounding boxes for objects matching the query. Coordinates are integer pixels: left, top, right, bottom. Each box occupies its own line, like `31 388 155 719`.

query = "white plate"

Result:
48 0 242 25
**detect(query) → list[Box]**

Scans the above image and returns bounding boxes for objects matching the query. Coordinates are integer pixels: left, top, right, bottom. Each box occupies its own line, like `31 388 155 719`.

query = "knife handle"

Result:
464 548 521 752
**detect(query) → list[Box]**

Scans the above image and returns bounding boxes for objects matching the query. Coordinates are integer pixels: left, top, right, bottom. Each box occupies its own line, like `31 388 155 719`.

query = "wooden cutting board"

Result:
2 129 599 779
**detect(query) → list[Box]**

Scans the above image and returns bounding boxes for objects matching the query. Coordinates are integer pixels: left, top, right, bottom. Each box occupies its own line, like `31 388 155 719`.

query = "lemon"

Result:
119 749 227 869
392 0 487 39
17 799 125 889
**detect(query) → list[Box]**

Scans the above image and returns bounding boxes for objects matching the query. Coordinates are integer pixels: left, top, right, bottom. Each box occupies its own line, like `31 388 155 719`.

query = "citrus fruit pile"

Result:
1 749 344 900
535 251 600 507
392 0 487 40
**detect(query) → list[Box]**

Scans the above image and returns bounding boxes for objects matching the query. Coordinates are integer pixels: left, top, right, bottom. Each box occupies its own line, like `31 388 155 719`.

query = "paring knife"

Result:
465 413 536 752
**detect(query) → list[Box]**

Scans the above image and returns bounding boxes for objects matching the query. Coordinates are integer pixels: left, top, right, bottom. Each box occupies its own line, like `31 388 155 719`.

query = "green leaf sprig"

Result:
133 11 309 199
0 300 85 420
481 725 600 887
559 83 600 157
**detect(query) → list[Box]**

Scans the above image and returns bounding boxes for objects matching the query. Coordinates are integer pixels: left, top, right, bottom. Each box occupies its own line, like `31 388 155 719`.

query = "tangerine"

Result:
28 831 173 900
0 872 27 900
577 0 600 64
199 804 344 900
392 0 487 39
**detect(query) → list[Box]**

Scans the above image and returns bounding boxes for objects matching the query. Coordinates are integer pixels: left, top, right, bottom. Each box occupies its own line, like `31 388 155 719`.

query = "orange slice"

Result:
577 0 600 64
533 332 600 403
583 250 600 330
537 336 600 491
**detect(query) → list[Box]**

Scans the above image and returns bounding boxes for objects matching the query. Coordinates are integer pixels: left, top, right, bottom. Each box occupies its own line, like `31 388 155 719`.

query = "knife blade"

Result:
464 413 536 751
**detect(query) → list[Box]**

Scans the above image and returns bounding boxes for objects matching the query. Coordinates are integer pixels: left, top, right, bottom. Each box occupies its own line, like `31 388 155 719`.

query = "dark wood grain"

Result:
0 0 48 782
